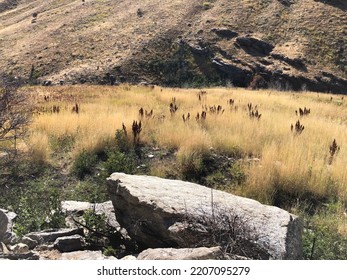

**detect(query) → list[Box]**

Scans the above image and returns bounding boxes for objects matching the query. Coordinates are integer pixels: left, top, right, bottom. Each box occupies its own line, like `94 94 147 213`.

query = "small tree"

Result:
0 76 31 159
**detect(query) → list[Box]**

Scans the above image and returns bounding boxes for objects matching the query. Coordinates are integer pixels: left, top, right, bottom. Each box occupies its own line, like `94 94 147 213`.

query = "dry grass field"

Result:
24 85 347 210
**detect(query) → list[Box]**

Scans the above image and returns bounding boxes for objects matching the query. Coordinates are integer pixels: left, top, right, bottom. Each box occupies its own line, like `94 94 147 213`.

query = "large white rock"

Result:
107 173 303 260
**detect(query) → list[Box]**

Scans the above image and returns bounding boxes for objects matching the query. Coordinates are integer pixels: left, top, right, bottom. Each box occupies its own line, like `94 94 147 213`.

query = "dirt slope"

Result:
0 0 346 92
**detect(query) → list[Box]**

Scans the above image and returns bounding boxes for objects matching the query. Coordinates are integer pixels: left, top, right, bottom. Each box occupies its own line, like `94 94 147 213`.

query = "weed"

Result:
247 103 261 120
291 120 304 134
296 107 311 117
132 120 142 145
169 97 178 115
328 139 340 164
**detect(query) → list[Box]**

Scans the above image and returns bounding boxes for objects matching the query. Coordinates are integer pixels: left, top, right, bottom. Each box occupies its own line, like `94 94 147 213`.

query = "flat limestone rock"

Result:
137 247 224 260
60 250 116 260
107 173 303 260
37 249 116 260
53 234 86 253
25 228 84 244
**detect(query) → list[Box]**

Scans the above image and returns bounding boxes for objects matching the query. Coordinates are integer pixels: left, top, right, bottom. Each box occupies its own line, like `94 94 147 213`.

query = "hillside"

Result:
0 0 346 92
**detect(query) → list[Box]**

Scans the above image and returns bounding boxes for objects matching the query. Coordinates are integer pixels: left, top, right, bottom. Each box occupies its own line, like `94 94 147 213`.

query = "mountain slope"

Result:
0 0 346 92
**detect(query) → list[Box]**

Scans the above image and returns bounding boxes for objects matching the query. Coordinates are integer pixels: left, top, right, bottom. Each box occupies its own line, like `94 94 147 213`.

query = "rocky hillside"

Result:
0 0 346 92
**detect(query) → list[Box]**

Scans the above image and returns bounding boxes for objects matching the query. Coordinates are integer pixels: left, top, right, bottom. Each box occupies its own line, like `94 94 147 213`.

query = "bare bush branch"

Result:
178 203 270 259
0 76 32 157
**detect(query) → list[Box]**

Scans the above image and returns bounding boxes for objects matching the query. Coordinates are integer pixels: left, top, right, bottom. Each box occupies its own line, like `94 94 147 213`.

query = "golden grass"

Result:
25 85 347 204
27 131 51 164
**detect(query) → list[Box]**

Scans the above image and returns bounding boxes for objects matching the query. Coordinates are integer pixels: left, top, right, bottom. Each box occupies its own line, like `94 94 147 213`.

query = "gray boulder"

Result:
0 209 17 244
107 173 303 260
137 247 224 260
25 228 84 244
53 234 86 252
20 236 38 250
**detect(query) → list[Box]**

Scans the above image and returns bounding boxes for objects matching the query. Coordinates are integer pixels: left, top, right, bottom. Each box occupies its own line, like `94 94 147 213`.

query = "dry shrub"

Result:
176 132 211 180
178 203 269 259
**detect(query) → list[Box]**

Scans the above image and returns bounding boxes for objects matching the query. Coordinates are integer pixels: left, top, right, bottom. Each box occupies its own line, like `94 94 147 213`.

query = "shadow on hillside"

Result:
316 0 347 11
0 0 19 13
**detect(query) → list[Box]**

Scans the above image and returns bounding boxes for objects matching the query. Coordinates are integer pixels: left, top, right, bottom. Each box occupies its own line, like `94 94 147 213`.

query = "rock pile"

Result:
1 173 303 260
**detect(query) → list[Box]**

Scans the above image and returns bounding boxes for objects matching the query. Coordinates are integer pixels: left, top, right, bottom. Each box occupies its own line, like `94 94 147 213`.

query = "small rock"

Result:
0 242 10 254
25 228 84 244
137 247 224 260
121 255 137 260
54 234 86 252
10 243 29 254
35 244 55 251
20 236 38 250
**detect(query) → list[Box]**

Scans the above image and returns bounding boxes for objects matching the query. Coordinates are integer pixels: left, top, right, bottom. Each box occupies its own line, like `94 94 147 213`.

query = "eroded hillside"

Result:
0 0 346 92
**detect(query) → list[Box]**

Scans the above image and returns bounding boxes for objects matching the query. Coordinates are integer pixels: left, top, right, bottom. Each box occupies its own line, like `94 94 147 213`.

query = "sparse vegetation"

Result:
1 84 347 259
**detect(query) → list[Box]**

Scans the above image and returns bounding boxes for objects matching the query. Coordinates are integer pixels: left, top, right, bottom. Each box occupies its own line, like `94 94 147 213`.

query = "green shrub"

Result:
103 149 136 176
178 151 209 182
229 163 246 185
12 181 65 236
115 129 131 153
66 178 108 203
303 218 347 260
72 150 98 179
